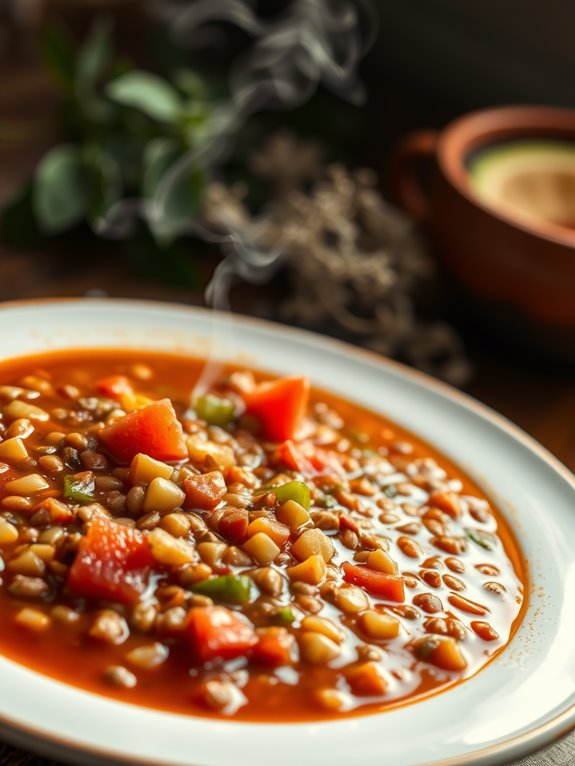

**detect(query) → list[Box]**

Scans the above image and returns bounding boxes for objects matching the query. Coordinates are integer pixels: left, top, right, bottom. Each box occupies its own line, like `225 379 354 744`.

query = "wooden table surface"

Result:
0 46 574 766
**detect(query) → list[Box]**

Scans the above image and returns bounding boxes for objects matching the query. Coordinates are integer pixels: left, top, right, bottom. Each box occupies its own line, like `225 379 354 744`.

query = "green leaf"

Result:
142 137 179 200
41 23 76 89
77 17 113 92
33 145 91 234
143 138 206 245
173 69 207 99
83 144 122 224
106 71 183 123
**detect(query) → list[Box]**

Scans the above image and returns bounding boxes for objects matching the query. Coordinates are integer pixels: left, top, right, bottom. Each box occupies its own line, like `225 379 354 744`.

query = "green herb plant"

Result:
3 18 226 250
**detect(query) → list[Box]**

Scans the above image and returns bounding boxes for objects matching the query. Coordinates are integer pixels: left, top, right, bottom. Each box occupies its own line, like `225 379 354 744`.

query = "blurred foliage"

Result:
0 12 353 288
1 17 224 277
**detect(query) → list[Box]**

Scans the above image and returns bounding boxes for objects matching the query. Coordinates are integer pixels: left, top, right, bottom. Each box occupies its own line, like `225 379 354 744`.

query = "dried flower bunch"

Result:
203 133 470 385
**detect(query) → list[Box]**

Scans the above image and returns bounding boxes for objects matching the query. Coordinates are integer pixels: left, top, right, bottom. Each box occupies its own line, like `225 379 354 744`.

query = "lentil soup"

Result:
0 350 526 721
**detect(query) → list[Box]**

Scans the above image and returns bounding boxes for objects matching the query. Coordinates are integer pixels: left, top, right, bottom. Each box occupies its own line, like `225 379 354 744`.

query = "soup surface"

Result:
0 350 526 721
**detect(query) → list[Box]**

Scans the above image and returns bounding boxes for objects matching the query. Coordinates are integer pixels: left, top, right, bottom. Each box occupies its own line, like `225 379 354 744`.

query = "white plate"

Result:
0 298 573 766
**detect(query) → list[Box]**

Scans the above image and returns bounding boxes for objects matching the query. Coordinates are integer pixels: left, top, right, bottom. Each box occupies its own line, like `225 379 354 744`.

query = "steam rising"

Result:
101 0 376 308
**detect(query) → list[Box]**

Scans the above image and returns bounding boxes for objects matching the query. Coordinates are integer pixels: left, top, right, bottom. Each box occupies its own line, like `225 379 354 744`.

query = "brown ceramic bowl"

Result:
391 106 575 359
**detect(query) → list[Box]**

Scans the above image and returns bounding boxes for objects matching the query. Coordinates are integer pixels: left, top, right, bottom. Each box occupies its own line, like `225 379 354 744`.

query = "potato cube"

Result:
291 528 334 563
276 499 310 531
5 474 49 495
367 549 398 575
130 453 173 485
0 437 29 463
286 554 326 585
143 477 185 513
242 533 280 565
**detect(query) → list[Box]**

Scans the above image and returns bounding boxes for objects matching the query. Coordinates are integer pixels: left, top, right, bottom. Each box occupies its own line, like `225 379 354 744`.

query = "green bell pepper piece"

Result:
194 394 235 426
192 574 253 604
63 474 96 505
273 606 296 625
270 480 311 510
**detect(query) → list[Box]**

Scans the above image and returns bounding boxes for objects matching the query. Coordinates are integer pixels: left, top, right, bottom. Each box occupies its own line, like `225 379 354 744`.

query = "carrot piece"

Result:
67 517 154 605
431 637 467 671
413 635 467 671
252 627 294 667
342 561 405 602
243 377 310 442
345 662 388 696
186 605 257 663
95 375 133 400
99 399 187 463
184 471 227 510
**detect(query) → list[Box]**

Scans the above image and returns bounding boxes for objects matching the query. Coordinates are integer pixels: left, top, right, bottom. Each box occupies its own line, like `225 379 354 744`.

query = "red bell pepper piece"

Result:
342 561 405 602
99 399 187 463
184 471 227 510
243 377 310 442
67 516 154 605
95 375 133 400
186 605 257 663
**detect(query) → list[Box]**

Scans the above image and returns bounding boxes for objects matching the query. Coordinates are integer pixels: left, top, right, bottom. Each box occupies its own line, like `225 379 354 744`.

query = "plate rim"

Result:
0 296 573 766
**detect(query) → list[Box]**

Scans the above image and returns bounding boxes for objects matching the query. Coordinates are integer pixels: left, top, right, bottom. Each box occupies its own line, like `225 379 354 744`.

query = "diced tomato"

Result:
274 440 316 474
184 471 227 510
252 628 294 667
95 375 133 400
67 516 154 605
99 399 187 463
216 508 249 544
342 561 405 602
309 448 345 474
243 377 310 442
34 497 74 525
186 605 257 663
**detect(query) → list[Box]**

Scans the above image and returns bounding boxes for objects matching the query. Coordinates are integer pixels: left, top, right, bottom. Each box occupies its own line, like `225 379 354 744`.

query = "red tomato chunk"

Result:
95 375 133 400
67 516 155 605
186 605 258 663
99 399 187 463
243 377 310 442
184 471 227 510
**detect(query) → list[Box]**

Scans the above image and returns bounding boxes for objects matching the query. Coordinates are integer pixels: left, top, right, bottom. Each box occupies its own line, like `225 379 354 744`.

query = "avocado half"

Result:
468 139 575 230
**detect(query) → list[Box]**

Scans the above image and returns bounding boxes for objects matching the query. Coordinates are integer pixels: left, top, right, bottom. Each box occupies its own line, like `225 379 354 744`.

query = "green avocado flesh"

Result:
468 139 575 231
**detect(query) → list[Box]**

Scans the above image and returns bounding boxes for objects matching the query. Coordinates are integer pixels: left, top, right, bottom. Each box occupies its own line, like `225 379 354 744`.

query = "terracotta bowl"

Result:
391 106 575 359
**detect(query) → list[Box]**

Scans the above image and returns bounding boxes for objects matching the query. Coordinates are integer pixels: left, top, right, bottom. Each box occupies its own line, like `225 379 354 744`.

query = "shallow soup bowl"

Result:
0 298 573 766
